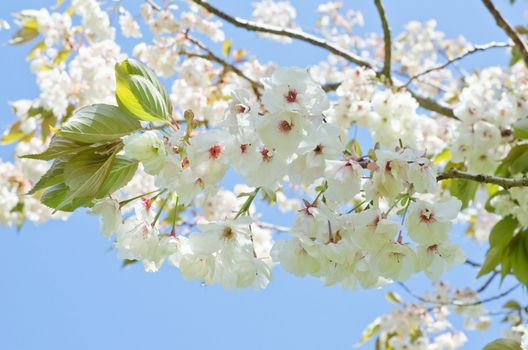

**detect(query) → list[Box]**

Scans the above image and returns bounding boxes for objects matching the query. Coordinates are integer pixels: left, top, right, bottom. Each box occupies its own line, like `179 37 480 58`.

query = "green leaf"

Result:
20 135 91 160
501 252 512 281
41 184 91 212
513 118 528 139
511 231 528 285
510 47 522 67
503 300 521 310
10 25 39 45
222 40 232 57
385 291 402 304
59 104 141 143
449 178 478 209
118 59 172 111
27 159 66 195
360 318 381 343
53 49 71 65
489 216 518 248
478 247 503 277
434 149 451 164
483 338 521 350
1 120 29 144
115 59 172 122
96 156 138 197
27 40 47 60
496 144 528 178
56 152 116 211
122 259 138 268
116 75 169 122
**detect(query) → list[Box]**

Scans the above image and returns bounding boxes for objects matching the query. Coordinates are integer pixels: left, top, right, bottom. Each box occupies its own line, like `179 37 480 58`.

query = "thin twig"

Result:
184 35 263 98
477 271 499 294
408 91 458 119
404 41 512 87
437 168 528 189
189 0 374 68
374 0 392 84
481 0 528 68
465 259 482 268
254 221 289 233
190 0 458 120
146 0 162 11
397 282 521 307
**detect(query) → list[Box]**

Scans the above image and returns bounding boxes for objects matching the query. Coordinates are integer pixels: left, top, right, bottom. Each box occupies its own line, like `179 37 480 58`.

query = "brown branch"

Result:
189 0 375 68
404 41 512 87
481 0 528 67
184 36 263 99
408 91 458 120
397 282 521 307
437 168 528 189
145 0 162 11
374 0 392 84
190 0 458 120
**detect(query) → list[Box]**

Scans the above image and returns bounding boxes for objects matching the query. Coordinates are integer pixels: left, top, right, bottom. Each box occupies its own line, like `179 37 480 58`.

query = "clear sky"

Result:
0 1 526 349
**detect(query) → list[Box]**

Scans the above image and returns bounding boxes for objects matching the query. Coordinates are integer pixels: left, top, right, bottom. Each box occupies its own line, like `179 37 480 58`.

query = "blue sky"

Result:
0 1 526 349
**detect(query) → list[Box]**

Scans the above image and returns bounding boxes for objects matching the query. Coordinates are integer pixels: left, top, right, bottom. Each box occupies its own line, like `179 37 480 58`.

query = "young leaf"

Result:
115 59 172 122
489 216 518 248
512 117 528 139
449 178 478 209
59 104 141 143
56 152 116 211
360 318 381 343
96 156 138 197
27 159 66 195
118 59 172 111
116 75 169 122
495 144 528 178
41 183 91 212
478 247 503 277
20 135 91 160
511 231 528 285
483 338 521 350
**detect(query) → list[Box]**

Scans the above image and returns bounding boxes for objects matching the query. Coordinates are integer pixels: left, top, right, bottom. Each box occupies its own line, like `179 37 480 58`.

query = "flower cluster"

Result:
452 67 528 174
83 65 464 290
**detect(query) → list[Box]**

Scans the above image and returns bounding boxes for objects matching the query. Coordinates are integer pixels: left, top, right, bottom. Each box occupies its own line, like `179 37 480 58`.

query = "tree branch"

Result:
397 282 521 307
189 0 375 68
404 41 512 87
190 0 458 120
481 0 528 67
184 35 263 99
437 168 528 189
374 0 392 84
408 91 458 119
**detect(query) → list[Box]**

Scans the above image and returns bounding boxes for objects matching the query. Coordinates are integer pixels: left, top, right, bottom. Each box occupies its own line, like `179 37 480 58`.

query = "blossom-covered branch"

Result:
183 35 264 98
374 0 392 84
437 169 528 189
190 0 458 119
481 0 528 67
398 282 521 307
190 0 374 67
404 41 512 87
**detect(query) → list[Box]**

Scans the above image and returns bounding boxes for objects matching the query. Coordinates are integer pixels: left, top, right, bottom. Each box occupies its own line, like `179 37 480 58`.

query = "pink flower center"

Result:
235 103 249 114
278 120 293 133
142 197 153 212
240 144 248 154
284 89 297 103
260 147 273 162
385 160 392 172
419 208 435 223
208 144 223 159
427 244 439 254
